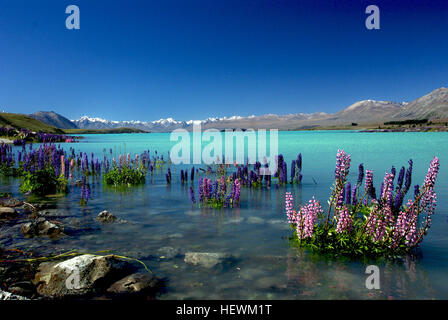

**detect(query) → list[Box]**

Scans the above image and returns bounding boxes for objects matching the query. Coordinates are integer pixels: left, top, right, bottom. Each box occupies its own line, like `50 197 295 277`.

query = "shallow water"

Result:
2 130 448 299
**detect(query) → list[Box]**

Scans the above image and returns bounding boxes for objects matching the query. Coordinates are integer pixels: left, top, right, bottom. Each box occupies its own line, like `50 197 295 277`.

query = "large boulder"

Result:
33 254 135 298
184 252 232 269
107 273 162 296
21 217 64 238
0 207 18 219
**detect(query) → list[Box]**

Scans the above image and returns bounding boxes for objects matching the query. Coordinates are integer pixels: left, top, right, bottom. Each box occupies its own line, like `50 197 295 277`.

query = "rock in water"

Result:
0 207 18 219
184 252 232 269
20 217 63 238
107 273 162 296
33 254 135 298
97 210 117 223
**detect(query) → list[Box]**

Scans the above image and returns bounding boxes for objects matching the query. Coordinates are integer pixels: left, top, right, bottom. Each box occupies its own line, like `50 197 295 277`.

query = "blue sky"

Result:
1 0 447 121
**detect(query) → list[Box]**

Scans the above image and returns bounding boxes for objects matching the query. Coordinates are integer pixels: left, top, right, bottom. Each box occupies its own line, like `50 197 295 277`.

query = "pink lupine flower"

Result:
423 156 440 191
381 171 395 206
61 155 65 176
335 149 351 181
285 192 295 224
296 197 322 240
336 206 352 233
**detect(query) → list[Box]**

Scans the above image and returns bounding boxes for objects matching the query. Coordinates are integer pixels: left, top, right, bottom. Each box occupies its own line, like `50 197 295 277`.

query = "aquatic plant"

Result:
103 154 146 186
285 150 440 258
190 176 241 208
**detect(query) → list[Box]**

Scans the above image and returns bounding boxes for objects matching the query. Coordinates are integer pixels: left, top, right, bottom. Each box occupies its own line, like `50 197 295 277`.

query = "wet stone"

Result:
157 246 182 259
107 273 163 297
97 210 117 223
184 252 233 269
0 198 23 208
33 254 135 299
0 207 18 219
20 217 64 238
247 216 265 224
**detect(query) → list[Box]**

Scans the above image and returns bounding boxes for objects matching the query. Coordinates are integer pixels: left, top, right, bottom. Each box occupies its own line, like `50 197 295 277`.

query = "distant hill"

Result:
391 87 448 120
0 113 64 134
30 111 78 129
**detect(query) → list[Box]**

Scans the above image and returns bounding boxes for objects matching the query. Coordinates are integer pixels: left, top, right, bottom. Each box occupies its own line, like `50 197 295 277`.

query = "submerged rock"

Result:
20 217 64 238
97 210 117 223
0 289 29 300
157 246 182 259
247 216 265 224
0 198 23 208
33 254 135 298
107 273 162 296
0 207 18 219
184 252 232 269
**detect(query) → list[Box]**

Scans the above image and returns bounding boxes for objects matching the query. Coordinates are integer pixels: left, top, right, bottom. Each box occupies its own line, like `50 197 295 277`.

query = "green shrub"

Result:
20 167 68 195
103 166 146 186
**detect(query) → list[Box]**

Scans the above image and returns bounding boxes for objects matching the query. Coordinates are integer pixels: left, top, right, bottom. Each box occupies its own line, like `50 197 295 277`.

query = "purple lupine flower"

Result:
357 163 364 185
391 166 396 178
397 166 405 189
351 185 357 205
297 153 302 172
364 170 373 194
191 166 195 181
336 186 345 208
403 159 413 194
233 179 241 204
291 160 296 183
189 186 196 203
345 182 351 205
393 190 403 211
180 170 184 183
414 185 420 200
282 161 287 184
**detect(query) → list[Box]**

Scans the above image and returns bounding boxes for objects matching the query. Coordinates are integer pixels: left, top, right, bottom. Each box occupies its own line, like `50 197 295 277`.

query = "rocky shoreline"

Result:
0 199 165 300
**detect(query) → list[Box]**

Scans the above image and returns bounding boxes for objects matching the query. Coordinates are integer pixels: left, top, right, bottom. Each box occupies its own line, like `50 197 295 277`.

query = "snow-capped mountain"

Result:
67 88 448 132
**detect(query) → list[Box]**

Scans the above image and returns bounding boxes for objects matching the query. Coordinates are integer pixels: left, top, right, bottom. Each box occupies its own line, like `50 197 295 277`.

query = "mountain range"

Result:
29 87 448 132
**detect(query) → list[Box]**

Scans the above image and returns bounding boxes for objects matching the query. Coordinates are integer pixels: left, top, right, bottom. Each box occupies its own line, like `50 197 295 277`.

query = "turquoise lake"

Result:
2 130 448 299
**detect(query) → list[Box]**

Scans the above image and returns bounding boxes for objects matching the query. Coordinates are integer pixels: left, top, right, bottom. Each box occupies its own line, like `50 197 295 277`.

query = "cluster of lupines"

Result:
102 153 147 186
286 192 323 240
290 153 303 184
190 176 241 208
286 149 440 258
35 132 77 143
80 175 91 204
0 143 18 176
201 153 303 189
